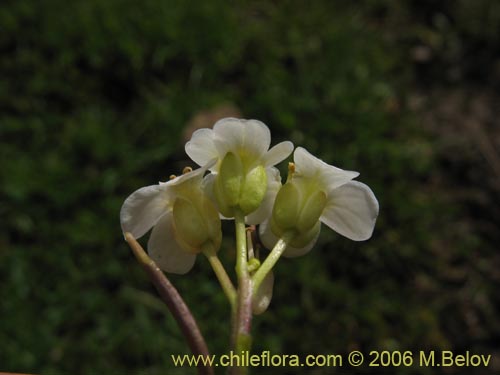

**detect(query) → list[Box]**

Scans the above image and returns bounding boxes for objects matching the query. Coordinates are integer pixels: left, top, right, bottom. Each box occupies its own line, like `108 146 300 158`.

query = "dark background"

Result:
1 0 499 374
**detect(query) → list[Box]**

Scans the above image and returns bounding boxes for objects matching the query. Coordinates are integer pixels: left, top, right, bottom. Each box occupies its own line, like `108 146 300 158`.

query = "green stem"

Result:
252 232 293 297
235 209 248 280
203 244 236 307
230 209 252 375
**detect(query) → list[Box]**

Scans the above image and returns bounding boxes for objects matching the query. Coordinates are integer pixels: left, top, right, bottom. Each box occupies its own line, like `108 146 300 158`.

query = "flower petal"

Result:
258 219 320 258
213 118 271 163
242 119 272 159
167 158 216 187
252 271 274 315
246 167 281 225
201 172 217 202
321 181 379 241
258 219 279 250
120 184 169 239
263 141 294 167
294 147 359 190
147 212 196 274
185 128 218 169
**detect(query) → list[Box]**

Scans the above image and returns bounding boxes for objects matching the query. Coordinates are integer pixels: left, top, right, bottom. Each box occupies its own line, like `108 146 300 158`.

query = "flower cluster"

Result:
120 118 379 312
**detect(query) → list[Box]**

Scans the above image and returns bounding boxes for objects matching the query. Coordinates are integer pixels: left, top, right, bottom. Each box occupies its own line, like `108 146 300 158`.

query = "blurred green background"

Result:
1 0 499 374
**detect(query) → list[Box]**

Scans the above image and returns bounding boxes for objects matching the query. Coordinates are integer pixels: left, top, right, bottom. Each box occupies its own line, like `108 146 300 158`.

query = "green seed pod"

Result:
239 164 267 215
272 182 301 231
214 152 244 217
297 190 327 232
172 197 207 252
172 195 222 253
201 195 222 251
217 152 243 206
290 221 321 249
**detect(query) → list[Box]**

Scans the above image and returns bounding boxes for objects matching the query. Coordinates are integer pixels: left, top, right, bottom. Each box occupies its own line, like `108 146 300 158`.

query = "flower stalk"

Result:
124 233 214 375
203 243 236 306
252 232 292 295
230 209 253 375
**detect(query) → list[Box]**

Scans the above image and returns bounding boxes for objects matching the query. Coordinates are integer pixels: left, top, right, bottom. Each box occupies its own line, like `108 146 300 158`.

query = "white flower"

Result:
120 161 221 274
185 118 293 221
260 147 379 256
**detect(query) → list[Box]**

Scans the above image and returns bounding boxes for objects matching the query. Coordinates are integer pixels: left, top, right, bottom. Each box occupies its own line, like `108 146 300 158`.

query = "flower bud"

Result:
247 257 261 273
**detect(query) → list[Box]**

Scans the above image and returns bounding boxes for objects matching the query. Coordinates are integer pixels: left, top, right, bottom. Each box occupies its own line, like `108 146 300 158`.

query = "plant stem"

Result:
203 243 236 307
252 232 293 297
124 233 214 375
230 209 253 375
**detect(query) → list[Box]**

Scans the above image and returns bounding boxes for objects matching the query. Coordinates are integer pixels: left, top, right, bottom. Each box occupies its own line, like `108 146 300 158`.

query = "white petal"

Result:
258 219 279 250
120 184 170 239
147 212 196 274
258 219 319 258
294 147 359 190
321 181 379 241
246 167 281 225
263 141 294 167
293 147 324 176
167 158 216 187
252 271 274 315
242 119 271 159
201 173 217 202
213 118 271 162
185 128 218 169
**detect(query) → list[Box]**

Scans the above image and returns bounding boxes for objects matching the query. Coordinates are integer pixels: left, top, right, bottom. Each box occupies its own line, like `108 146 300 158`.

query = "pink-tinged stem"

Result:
124 233 213 375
